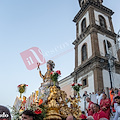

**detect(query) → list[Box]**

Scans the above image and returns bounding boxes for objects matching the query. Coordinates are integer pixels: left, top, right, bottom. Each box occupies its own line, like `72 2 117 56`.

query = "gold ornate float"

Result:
12 60 82 120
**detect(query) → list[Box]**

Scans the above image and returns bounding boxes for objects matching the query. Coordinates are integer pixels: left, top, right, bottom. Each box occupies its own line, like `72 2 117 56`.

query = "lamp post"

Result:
107 57 113 88
104 40 116 89
101 31 120 89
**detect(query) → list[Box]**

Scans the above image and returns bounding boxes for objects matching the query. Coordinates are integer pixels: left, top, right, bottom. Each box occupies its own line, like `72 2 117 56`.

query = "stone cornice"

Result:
72 25 91 45
72 55 120 77
72 24 116 46
59 57 120 83
74 56 101 74
73 1 114 23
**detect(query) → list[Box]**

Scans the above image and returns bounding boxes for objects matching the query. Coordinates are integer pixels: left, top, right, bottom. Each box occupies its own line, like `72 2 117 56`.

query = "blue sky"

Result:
0 0 120 107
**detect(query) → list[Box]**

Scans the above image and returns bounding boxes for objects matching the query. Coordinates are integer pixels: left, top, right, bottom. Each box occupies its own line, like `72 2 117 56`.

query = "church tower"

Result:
72 0 120 94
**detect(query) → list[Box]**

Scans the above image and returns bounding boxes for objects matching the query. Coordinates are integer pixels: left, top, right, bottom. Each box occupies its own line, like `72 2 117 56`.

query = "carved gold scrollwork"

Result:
44 86 82 120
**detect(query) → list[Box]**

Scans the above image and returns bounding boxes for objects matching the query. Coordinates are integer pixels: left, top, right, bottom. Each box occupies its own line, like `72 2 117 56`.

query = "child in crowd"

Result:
80 111 87 120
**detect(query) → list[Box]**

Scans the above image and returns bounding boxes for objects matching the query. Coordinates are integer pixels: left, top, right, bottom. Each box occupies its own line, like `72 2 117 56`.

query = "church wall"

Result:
78 35 92 66
97 33 118 61
102 69 120 88
61 83 73 98
94 10 111 31
78 11 90 35
77 71 94 97
59 76 74 97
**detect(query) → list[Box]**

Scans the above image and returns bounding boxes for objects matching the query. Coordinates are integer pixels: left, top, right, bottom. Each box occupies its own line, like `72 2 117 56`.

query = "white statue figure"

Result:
37 60 56 87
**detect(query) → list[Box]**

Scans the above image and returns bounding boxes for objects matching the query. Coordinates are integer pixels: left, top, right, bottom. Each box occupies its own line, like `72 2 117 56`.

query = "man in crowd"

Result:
111 91 116 112
80 111 87 119
21 110 34 120
83 91 89 113
66 114 74 120
110 88 114 104
86 97 94 116
87 116 94 120
83 91 89 97
93 103 108 120
113 96 120 120
96 91 103 105
100 93 111 119
0 105 11 120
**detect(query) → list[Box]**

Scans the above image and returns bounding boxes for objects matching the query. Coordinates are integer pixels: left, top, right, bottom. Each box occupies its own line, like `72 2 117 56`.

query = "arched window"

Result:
99 15 106 28
81 18 86 32
81 43 87 62
104 40 112 54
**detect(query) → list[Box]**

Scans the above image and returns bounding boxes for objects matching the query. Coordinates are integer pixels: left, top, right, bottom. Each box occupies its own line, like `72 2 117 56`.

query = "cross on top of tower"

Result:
78 0 103 8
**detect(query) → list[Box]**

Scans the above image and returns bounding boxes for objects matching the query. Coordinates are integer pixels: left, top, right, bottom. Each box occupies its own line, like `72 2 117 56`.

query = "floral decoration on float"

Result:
71 83 82 96
11 84 46 120
17 84 28 98
51 70 61 86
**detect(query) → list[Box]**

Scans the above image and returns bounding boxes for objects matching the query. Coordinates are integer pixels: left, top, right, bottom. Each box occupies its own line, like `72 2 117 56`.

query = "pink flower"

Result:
56 70 61 75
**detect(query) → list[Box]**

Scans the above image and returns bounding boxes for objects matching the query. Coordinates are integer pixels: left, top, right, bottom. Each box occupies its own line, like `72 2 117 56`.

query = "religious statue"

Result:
37 60 59 87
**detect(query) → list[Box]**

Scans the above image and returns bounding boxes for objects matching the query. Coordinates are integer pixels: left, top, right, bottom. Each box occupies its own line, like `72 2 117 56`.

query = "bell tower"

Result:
72 0 120 93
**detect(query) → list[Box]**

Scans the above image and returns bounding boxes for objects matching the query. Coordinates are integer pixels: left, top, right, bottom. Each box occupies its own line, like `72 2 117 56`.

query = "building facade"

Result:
59 0 120 97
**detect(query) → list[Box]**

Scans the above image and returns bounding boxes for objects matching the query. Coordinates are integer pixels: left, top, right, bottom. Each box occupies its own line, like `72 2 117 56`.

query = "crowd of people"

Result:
79 88 120 120
1 88 120 120
0 105 34 120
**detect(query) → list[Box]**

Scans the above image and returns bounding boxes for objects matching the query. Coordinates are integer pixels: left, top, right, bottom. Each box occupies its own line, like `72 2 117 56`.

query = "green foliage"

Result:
72 85 80 92
32 104 47 120
72 83 82 92
9 106 21 120
18 84 27 94
18 86 26 93
51 73 59 82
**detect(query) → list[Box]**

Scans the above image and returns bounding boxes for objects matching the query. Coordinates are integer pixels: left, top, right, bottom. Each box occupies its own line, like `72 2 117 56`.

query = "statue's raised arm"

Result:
37 63 46 82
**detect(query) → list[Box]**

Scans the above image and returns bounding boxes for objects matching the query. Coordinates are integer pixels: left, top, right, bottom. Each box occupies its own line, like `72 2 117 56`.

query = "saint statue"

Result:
37 60 58 87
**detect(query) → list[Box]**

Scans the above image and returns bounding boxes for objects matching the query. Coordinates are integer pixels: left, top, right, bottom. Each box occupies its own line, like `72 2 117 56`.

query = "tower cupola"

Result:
78 0 103 8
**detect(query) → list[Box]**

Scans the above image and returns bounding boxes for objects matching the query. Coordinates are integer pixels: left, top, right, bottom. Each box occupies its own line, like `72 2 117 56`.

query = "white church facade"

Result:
59 0 120 98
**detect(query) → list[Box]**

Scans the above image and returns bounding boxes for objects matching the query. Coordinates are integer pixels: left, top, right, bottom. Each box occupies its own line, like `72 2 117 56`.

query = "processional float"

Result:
12 60 82 120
